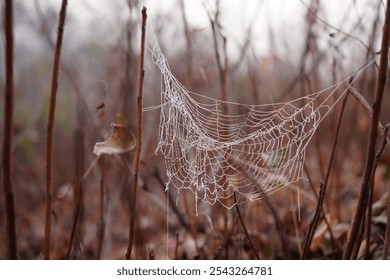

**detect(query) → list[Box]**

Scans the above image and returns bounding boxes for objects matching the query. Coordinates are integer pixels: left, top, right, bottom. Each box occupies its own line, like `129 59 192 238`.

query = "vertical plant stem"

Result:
263 196 290 259
383 202 390 260
125 6 147 260
206 0 227 106
2 0 17 260
66 115 86 259
302 90 350 259
148 247 155 260
351 214 366 259
343 0 390 259
364 182 374 259
365 125 388 259
44 0 68 260
210 22 227 107
233 193 261 260
97 156 106 259
66 180 82 259
207 3 233 248
153 169 189 230
174 232 180 260
302 181 325 259
179 0 193 88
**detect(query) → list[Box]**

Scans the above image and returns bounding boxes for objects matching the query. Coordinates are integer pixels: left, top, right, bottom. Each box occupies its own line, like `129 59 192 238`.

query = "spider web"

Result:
149 42 374 210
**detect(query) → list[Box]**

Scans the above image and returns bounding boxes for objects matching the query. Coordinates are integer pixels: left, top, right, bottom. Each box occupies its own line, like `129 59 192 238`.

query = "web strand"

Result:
149 41 377 210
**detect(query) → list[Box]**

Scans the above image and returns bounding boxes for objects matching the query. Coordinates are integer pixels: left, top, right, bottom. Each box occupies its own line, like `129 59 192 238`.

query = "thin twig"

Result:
66 180 82 260
352 212 366 259
299 0 370 50
262 195 290 259
125 6 147 260
44 0 68 260
233 193 261 260
153 169 189 230
2 0 17 260
179 0 193 88
343 0 390 259
174 232 180 260
349 87 390 150
97 156 106 259
364 180 374 259
207 0 228 105
383 202 390 259
365 125 389 259
301 181 325 259
149 247 155 260
66 126 86 260
364 127 388 258
304 164 339 256
225 157 288 258
302 87 350 259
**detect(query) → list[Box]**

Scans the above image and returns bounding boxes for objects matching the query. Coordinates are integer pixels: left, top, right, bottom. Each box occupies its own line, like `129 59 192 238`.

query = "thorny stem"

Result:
125 6 147 260
2 0 17 260
44 0 68 260
343 0 390 259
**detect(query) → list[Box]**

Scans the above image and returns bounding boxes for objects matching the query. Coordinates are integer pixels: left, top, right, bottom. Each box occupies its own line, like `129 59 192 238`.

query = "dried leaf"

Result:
93 123 136 156
372 192 389 216
310 213 338 251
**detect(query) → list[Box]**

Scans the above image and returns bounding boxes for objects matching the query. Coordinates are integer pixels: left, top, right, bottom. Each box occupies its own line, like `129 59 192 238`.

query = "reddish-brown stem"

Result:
174 232 180 260
263 196 290 259
179 0 193 88
304 163 339 256
384 202 390 259
44 0 68 260
97 156 106 259
66 119 86 260
365 125 389 259
349 87 390 149
233 193 261 260
125 6 147 260
351 213 366 259
208 0 228 105
148 247 155 260
343 0 390 259
2 0 17 260
66 180 82 260
302 90 349 259
153 169 189 230
364 182 374 259
301 181 325 259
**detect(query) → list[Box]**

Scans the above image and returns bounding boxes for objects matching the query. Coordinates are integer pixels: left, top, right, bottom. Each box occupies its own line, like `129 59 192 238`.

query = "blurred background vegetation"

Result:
0 0 389 259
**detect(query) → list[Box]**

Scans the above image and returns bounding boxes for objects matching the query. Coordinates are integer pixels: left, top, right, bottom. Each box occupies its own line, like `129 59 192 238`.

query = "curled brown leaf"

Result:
93 123 136 156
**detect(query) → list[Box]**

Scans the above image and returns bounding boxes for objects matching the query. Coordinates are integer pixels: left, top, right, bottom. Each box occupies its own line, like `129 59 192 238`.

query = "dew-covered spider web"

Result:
148 42 375 210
